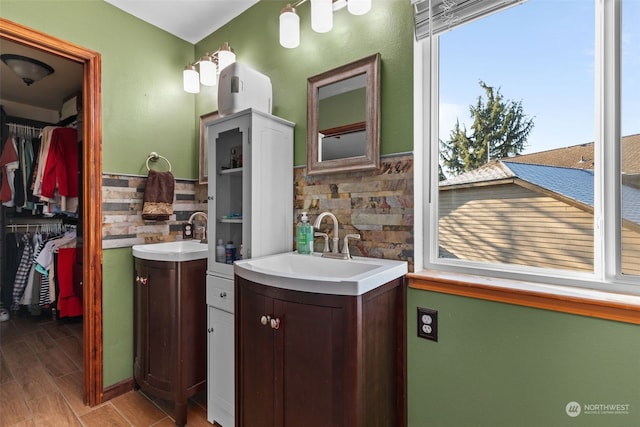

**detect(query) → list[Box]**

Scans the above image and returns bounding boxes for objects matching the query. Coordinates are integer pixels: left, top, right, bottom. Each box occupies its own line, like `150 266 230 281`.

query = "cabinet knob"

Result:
219 291 227 298
135 275 148 285
270 318 281 330
260 315 270 326
207 327 214 333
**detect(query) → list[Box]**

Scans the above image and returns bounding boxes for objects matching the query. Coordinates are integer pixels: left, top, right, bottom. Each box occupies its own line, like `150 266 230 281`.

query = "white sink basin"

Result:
132 240 208 262
234 252 408 296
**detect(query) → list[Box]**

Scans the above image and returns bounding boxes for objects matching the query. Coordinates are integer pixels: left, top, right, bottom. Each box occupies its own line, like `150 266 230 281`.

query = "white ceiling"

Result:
104 0 259 44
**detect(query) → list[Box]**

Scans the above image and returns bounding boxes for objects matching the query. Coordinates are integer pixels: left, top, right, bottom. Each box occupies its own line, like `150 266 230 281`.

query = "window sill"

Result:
408 270 640 325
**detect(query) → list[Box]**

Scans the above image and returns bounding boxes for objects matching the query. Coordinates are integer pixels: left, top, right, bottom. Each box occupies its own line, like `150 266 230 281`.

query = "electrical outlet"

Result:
182 223 193 239
417 307 438 341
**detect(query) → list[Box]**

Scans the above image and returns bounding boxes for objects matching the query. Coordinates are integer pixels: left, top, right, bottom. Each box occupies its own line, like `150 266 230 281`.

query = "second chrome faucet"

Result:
312 211 360 260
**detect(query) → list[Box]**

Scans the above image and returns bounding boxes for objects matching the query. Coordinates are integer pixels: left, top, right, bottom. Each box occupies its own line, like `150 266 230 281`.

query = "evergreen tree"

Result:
440 81 534 178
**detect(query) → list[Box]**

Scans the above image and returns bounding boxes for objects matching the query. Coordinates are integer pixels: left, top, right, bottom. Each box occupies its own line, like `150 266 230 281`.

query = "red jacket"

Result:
40 128 78 199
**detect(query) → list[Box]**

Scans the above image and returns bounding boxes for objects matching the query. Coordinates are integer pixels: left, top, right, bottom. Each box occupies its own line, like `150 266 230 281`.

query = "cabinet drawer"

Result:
207 275 234 313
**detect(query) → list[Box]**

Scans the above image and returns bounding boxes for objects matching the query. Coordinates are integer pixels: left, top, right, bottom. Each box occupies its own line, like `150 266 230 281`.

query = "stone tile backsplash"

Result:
295 154 414 271
102 174 207 249
102 153 414 271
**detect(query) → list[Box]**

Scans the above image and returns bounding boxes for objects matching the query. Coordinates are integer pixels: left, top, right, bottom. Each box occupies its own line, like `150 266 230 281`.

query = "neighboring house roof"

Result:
504 162 594 207
440 160 640 226
439 160 515 186
506 133 640 173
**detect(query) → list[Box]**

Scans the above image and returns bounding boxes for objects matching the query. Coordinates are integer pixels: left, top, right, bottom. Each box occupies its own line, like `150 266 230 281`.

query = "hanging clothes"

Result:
0 135 19 206
40 127 78 213
32 126 57 200
19 231 43 307
1 232 21 309
11 232 33 310
56 247 82 318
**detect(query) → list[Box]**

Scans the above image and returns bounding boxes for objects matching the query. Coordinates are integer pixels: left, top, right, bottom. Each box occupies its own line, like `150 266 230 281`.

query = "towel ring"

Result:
146 152 172 172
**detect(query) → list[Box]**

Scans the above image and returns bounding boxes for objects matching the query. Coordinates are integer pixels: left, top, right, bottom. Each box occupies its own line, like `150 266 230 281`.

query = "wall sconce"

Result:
1 54 55 86
183 41 236 94
279 0 372 49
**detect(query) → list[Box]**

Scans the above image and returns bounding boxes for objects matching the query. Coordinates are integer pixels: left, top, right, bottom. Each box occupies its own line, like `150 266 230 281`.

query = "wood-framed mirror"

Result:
307 53 380 175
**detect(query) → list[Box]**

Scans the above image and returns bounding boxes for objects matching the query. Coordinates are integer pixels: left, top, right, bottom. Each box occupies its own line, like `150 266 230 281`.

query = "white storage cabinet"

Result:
205 108 294 427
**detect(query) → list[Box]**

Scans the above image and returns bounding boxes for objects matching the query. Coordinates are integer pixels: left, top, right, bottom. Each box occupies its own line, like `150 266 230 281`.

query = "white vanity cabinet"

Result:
204 108 294 426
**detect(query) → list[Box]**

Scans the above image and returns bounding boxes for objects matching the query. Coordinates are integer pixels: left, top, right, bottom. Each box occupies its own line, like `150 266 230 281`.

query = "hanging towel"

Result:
142 169 175 221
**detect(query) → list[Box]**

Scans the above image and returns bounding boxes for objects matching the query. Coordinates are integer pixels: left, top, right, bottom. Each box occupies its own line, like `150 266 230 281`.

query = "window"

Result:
415 0 639 294
621 0 640 276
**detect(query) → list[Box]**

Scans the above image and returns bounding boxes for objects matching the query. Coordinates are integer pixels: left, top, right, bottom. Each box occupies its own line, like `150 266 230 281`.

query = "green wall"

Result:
101 248 134 385
408 289 640 426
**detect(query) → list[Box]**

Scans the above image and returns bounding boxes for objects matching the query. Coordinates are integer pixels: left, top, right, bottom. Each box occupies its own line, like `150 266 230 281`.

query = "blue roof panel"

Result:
503 161 595 206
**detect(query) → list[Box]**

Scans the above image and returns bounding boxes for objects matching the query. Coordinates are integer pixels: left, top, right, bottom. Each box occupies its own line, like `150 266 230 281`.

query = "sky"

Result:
437 0 639 155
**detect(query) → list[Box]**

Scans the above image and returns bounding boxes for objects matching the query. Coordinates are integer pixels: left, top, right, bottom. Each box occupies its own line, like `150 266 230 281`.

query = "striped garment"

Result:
11 233 33 310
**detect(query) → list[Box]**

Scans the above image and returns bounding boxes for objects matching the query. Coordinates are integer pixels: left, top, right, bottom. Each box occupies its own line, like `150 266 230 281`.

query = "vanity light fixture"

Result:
1 54 55 86
279 0 372 49
182 42 236 94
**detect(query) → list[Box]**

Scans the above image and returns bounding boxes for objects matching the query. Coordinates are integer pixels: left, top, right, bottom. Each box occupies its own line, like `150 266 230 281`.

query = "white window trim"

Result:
413 0 640 299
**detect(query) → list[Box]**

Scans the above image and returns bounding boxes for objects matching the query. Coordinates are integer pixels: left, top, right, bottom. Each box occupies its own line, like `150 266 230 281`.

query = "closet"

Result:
0 41 84 334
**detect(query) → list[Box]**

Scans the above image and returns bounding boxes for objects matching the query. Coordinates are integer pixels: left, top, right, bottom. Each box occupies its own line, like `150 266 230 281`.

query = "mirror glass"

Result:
307 54 380 174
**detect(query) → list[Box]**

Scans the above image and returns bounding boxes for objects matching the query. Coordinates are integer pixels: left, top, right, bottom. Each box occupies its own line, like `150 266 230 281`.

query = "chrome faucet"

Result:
313 211 361 260
313 211 340 256
188 211 208 243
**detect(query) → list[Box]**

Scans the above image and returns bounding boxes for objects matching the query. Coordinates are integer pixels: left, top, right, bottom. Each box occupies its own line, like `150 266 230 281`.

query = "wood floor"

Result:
0 310 216 427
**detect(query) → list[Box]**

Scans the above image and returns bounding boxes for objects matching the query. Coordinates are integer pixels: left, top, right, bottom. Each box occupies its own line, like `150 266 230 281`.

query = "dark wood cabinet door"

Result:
236 283 275 427
134 260 176 392
274 297 347 427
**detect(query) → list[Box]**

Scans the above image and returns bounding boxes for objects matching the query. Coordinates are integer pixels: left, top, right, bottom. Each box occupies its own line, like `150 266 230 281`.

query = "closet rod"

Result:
7 122 43 136
5 219 65 228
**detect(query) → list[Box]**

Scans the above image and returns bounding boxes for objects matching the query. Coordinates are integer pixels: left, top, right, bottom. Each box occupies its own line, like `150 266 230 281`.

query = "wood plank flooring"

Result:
0 310 217 427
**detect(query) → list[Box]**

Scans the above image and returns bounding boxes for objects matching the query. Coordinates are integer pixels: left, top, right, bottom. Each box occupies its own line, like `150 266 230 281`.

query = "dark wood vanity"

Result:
133 258 207 427
235 275 406 427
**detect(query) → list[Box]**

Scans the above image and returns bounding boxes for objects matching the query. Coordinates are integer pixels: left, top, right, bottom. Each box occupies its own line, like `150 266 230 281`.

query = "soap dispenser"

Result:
296 212 313 255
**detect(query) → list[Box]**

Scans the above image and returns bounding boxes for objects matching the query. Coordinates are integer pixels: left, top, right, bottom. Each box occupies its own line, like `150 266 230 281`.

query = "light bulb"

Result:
279 4 300 48
183 65 200 93
347 0 371 15
311 0 333 33
199 56 217 86
217 42 236 72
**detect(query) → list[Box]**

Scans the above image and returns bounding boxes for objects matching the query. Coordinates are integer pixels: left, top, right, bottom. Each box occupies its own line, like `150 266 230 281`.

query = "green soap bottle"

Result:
297 212 313 255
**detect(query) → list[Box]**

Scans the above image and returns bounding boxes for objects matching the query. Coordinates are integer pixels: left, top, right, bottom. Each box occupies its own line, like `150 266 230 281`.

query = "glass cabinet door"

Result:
215 127 243 258
207 120 248 274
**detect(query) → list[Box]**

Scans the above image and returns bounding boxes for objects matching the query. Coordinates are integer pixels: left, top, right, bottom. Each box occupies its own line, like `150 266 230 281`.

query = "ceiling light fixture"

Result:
1 54 55 86
183 42 236 94
279 0 372 49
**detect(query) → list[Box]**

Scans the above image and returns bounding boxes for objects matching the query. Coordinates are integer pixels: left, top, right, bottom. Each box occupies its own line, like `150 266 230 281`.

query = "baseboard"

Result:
102 378 135 402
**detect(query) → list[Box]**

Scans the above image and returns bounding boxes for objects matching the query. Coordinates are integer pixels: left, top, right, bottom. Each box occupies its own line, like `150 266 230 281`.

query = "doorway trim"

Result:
1 18 104 406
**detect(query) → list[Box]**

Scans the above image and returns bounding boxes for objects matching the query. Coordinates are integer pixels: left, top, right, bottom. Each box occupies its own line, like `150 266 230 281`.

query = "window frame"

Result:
413 0 640 298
